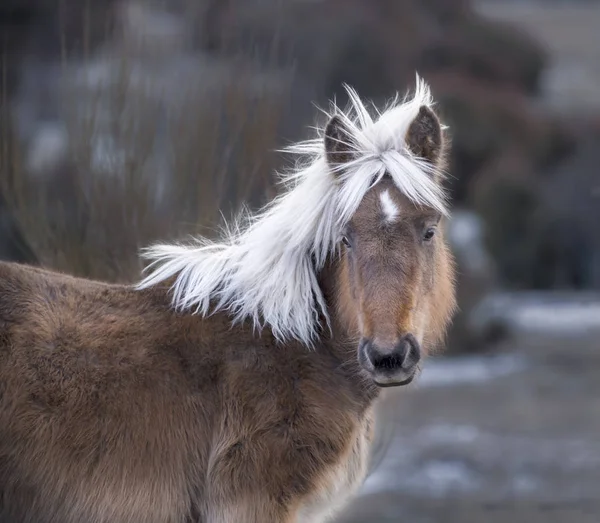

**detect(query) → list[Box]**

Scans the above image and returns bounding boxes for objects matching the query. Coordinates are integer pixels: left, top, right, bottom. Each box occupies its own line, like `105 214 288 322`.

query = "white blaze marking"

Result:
380 190 399 223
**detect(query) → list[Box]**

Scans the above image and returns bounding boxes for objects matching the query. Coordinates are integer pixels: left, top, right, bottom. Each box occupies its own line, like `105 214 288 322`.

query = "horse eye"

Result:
423 228 436 242
341 236 351 248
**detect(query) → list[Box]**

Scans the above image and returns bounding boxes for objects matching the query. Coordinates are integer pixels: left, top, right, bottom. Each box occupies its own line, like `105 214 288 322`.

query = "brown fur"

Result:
331 103 456 372
335 180 456 356
0 105 456 523
405 105 444 167
0 262 379 523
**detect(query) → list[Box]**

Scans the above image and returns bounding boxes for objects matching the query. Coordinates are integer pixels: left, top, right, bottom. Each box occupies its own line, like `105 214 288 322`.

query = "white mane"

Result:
136 75 448 346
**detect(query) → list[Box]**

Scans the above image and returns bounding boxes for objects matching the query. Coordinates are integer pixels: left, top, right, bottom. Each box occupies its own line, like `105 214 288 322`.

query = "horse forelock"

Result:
136 75 449 347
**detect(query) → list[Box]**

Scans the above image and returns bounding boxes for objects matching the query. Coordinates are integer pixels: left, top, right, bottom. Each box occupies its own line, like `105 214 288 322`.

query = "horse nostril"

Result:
365 334 420 372
399 333 420 365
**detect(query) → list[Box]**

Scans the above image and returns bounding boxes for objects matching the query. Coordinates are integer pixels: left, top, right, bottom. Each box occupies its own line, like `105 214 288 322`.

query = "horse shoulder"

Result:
203 346 376 523
294 406 375 523
203 406 374 523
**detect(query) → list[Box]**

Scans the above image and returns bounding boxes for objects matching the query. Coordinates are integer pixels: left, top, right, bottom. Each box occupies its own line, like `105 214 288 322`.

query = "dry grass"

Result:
0 6 291 283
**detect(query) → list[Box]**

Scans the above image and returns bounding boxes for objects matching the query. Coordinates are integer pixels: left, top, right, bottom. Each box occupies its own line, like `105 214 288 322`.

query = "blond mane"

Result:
136 76 448 346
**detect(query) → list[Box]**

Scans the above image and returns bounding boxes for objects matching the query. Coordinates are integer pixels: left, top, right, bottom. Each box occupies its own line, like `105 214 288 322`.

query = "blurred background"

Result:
1 0 599 521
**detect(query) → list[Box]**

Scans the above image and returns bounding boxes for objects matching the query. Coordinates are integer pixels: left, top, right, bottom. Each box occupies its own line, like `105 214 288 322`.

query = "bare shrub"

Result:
1 1 292 282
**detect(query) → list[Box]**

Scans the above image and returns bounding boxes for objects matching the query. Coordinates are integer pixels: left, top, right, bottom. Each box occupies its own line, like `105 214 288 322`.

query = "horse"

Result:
0 76 457 523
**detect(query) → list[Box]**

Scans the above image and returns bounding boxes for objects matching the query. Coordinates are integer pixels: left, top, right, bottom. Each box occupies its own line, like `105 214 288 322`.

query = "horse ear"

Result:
405 105 444 166
324 115 354 170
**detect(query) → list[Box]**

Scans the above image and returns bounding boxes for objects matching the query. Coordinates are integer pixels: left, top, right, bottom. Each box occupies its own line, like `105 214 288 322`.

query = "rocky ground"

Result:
474 1 600 114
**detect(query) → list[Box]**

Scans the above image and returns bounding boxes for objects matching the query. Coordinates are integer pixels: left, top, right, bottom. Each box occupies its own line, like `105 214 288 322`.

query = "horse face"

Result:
341 179 453 386
325 106 456 387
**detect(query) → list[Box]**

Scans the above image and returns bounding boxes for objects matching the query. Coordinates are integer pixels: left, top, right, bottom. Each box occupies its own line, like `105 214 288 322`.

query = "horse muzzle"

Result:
358 333 421 387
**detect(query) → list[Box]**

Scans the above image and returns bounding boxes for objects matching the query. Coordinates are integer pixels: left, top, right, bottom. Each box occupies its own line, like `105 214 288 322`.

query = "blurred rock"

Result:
533 122 600 290
419 12 547 94
446 209 501 353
